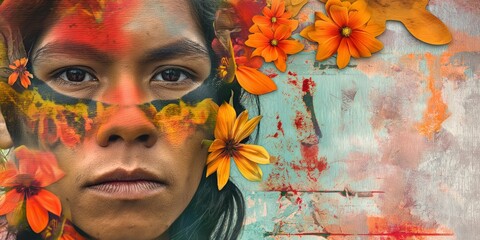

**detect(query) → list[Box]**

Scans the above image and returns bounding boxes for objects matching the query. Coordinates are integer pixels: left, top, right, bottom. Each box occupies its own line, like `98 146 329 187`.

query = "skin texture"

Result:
2 0 213 239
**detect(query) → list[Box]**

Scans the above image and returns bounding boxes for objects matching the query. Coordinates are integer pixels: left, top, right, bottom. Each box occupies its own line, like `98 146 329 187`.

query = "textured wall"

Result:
238 0 480 239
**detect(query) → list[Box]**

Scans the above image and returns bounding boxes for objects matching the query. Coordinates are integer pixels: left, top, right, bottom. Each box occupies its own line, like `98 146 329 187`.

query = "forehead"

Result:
39 0 201 55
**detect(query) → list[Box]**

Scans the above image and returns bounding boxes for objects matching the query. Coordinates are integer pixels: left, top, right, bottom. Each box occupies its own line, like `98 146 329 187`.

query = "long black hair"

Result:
0 0 246 239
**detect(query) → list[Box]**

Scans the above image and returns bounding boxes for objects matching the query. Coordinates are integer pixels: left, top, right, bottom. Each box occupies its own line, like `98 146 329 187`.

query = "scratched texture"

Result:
236 0 480 239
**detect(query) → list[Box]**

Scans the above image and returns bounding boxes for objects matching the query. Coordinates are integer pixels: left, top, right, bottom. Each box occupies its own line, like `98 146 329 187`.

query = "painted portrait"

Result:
0 0 477 239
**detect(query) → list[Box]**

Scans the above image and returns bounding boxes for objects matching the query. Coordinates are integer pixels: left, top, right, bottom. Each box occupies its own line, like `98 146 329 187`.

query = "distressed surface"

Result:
238 0 479 239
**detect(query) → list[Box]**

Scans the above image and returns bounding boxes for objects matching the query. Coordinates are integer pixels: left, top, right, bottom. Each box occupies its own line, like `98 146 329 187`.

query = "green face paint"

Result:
0 77 219 149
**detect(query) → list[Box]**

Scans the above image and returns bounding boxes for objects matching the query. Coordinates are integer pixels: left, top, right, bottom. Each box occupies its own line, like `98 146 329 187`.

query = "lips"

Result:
85 168 167 199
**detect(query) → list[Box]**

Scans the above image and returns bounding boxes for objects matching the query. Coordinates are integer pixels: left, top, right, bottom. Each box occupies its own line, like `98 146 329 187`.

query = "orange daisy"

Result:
318 0 452 45
206 102 270 190
301 0 383 69
0 146 64 233
245 25 304 72
252 0 299 31
8 58 33 88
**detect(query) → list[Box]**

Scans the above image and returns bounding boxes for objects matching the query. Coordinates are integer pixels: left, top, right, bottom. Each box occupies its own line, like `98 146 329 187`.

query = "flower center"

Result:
16 66 26 73
271 17 277 23
225 139 238 157
271 39 279 46
341 27 352 37
15 179 41 197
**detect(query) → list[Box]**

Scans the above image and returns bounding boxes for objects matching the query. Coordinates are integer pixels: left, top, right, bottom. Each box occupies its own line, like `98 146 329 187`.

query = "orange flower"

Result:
216 39 277 95
8 58 33 88
251 0 299 31
268 0 309 17
318 0 452 45
245 25 304 72
0 146 64 233
301 0 383 69
206 102 270 190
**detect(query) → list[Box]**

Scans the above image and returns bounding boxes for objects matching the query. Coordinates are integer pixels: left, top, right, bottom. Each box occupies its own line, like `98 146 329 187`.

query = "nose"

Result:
96 105 158 147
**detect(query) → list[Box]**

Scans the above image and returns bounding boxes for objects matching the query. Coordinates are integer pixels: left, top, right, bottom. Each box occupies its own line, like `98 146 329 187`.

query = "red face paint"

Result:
51 0 141 55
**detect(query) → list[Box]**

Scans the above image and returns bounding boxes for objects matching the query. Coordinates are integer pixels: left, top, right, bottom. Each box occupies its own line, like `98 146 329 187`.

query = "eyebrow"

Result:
33 41 113 64
143 39 210 63
32 39 211 65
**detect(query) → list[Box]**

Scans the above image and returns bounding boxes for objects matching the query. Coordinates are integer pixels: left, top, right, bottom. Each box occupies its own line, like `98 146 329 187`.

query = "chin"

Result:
81 221 170 240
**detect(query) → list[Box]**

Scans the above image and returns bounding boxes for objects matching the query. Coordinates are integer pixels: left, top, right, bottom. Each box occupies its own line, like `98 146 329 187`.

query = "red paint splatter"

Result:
288 71 298 76
302 77 316 93
277 120 285 135
291 144 328 181
273 132 279 138
294 111 305 129
267 73 278 78
288 79 298 86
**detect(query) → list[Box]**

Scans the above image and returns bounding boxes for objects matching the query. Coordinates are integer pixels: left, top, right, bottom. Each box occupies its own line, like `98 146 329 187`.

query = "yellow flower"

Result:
206 102 270 190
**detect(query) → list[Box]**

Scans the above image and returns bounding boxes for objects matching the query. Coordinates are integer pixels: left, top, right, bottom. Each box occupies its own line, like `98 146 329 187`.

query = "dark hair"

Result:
0 0 246 239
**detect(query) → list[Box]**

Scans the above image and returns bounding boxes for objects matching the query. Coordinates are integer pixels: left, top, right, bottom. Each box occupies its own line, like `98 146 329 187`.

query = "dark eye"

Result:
57 68 96 82
153 69 190 82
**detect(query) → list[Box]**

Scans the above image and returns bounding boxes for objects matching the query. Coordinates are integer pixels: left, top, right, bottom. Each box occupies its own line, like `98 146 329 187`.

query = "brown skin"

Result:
2 0 213 239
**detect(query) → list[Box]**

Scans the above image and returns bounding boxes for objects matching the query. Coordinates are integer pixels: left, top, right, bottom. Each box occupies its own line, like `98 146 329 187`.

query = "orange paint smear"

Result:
367 216 454 239
416 53 450 140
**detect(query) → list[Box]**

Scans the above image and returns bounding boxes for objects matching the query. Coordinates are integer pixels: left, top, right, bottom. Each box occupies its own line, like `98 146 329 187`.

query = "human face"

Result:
21 0 213 239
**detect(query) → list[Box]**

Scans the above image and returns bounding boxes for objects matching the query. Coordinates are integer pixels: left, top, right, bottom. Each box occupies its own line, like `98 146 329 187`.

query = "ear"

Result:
0 111 13 149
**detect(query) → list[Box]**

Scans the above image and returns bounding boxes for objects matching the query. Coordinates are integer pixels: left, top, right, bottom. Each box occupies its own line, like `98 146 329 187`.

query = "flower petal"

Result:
274 25 292 41
350 30 383 53
20 72 32 88
277 39 304 55
236 66 277 95
245 33 270 49
206 154 227 178
208 138 226 153
348 9 370 30
350 0 367 12
26 196 50 233
233 154 262 181
312 35 341 61
20 58 28 66
274 56 287 72
8 71 18 85
15 147 65 187
234 116 262 143
277 18 299 31
252 15 272 27
329 5 348 27
346 38 360 58
337 38 351 69
400 9 452 45
216 156 231 190
0 190 23 216
262 46 279 62
237 144 270 164
0 167 19 187
299 25 316 42
232 110 249 140
30 190 62 217
364 22 385 37
207 149 225 165
214 103 236 140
